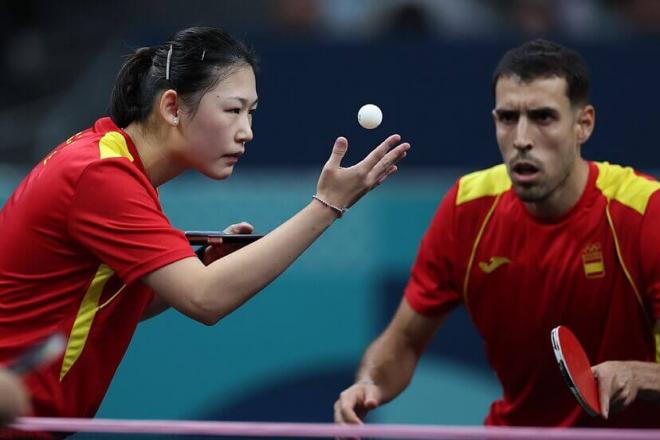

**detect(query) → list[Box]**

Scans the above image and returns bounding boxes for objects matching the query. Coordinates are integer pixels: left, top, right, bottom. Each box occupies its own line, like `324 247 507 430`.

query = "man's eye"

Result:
499 112 517 123
227 108 241 114
531 111 554 123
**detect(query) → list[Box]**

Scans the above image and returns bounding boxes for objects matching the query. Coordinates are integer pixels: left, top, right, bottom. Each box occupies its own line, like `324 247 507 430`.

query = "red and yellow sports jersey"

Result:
0 117 195 419
405 161 660 427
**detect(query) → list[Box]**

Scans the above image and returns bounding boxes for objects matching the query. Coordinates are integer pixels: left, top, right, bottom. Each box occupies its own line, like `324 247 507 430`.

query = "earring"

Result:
172 116 179 125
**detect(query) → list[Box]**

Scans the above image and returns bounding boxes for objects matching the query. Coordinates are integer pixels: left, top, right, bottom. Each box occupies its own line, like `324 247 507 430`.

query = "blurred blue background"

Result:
1 0 659 428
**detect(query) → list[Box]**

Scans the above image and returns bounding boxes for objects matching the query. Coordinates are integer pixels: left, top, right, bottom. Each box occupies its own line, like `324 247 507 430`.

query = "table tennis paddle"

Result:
551 325 602 417
185 231 263 246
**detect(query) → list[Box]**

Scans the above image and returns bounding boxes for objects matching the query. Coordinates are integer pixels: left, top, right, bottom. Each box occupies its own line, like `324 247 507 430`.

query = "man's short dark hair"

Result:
492 39 591 106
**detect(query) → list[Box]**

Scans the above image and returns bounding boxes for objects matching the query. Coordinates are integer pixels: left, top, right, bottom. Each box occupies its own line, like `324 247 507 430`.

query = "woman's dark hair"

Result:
492 39 591 106
110 26 258 127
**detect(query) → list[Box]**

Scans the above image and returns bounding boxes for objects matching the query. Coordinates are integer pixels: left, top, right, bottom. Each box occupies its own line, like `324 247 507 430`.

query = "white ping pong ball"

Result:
357 104 383 129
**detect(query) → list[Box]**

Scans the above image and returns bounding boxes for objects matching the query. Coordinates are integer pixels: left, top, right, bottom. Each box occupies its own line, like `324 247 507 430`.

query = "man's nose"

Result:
513 117 532 150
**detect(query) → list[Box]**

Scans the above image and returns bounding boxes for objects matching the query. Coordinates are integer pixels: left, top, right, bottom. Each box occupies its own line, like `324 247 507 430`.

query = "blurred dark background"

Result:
1 0 659 169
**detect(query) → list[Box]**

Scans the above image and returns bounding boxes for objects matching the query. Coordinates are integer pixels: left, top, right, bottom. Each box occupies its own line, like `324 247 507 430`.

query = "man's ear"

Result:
576 104 595 145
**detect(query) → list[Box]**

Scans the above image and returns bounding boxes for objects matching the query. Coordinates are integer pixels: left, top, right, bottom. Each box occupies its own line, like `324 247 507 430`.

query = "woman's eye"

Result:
227 108 241 114
248 109 256 115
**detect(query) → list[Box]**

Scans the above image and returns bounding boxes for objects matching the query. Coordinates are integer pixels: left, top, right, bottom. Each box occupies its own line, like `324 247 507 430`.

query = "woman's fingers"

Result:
367 144 409 185
325 137 349 168
360 135 402 170
316 135 409 210
223 222 254 234
374 165 398 187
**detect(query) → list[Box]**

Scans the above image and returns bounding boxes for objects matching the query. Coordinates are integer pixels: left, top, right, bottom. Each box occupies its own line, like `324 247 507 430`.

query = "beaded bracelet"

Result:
312 194 348 218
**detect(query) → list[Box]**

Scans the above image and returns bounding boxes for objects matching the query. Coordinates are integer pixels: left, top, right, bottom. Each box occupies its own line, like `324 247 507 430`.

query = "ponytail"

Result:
109 27 258 128
109 47 157 128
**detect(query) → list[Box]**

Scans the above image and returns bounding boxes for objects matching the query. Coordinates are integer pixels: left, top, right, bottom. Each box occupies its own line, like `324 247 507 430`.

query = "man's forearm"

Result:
356 335 420 404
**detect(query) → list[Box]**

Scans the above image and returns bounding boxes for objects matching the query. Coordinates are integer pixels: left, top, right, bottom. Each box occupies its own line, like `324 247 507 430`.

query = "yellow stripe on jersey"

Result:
605 201 649 322
595 162 660 215
60 264 114 380
457 164 511 206
463 194 502 304
98 132 134 161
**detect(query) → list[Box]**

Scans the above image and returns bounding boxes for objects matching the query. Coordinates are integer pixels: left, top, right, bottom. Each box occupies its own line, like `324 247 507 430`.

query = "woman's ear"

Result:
158 89 180 127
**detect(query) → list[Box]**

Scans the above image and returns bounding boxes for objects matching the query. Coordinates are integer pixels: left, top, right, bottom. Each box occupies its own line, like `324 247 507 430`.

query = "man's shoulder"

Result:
455 164 511 207
594 161 660 215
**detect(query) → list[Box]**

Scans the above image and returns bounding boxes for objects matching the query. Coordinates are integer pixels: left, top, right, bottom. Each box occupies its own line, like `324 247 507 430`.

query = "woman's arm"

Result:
143 135 409 324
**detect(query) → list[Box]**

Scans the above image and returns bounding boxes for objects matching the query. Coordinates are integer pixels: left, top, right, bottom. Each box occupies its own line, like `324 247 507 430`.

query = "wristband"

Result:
312 194 348 218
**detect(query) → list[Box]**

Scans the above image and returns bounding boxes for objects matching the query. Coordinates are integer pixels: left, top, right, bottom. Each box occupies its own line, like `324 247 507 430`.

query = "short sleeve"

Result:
640 191 660 321
404 184 462 317
68 159 195 285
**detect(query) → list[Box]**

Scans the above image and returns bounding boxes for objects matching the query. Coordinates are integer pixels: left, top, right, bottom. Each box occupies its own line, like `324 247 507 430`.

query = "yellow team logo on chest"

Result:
582 243 605 279
479 256 511 274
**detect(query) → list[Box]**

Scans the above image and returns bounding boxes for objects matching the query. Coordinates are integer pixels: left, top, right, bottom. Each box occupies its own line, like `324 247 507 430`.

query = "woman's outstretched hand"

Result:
316 135 410 211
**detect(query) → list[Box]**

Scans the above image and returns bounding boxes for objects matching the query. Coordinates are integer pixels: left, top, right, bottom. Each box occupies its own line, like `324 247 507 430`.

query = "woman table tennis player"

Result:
0 26 410 422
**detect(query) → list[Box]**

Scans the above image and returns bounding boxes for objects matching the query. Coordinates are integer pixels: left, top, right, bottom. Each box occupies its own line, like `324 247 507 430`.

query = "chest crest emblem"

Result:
582 242 605 279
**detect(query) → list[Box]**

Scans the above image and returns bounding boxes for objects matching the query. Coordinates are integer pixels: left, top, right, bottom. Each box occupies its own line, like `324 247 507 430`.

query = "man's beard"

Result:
513 166 572 203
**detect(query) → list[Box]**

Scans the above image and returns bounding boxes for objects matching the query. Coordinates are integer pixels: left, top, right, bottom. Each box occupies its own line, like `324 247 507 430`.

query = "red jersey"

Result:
405 161 660 427
0 117 195 419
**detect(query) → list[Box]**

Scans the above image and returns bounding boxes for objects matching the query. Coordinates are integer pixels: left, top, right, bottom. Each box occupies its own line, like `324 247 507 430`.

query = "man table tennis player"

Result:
335 39 660 427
